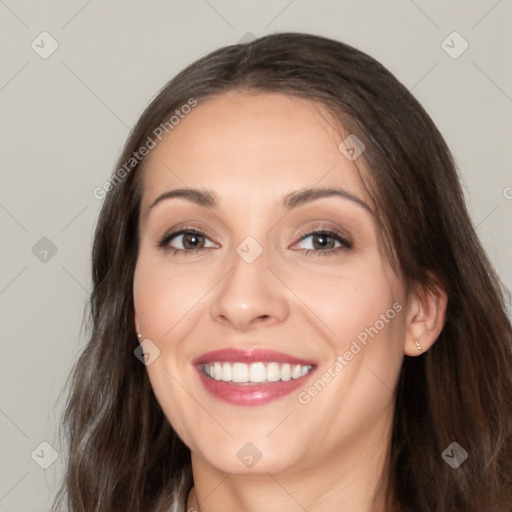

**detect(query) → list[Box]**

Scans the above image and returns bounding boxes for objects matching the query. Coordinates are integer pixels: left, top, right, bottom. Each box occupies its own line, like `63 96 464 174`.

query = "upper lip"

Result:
192 348 316 366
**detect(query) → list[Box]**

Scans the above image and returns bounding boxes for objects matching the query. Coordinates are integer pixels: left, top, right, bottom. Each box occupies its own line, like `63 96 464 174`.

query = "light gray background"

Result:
0 1 511 510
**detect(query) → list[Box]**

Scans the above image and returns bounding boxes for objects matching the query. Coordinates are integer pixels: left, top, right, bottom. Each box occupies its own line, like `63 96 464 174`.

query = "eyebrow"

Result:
147 187 373 215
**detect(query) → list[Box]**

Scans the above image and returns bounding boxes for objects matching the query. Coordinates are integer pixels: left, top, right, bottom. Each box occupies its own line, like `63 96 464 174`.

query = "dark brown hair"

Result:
53 32 512 511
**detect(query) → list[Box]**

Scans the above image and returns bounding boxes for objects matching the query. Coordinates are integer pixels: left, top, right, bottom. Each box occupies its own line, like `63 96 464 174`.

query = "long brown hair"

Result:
53 32 512 511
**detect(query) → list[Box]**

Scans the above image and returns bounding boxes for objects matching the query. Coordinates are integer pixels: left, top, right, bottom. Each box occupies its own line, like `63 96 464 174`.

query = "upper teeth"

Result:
202 362 313 383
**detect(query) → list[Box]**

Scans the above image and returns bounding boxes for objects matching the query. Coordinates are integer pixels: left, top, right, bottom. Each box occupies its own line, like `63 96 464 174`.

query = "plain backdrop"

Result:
0 1 511 510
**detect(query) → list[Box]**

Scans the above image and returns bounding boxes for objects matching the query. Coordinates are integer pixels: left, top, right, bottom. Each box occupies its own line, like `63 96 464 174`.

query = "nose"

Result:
209 245 290 331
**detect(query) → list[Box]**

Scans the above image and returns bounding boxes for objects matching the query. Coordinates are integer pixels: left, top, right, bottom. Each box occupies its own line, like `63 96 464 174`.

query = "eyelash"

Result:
157 226 352 257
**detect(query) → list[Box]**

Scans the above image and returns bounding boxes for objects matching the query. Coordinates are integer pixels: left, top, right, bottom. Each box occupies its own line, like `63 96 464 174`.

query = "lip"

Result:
192 348 316 366
193 348 317 407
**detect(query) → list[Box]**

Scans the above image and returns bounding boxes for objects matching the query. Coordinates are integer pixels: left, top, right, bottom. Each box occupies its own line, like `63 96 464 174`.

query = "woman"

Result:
53 32 512 511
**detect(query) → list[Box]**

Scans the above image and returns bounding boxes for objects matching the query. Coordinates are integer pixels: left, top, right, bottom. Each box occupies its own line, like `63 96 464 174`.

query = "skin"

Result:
133 91 447 512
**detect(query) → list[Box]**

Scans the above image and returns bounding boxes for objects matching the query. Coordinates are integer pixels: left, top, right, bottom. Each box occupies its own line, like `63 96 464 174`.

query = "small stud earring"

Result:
415 340 422 351
137 333 142 339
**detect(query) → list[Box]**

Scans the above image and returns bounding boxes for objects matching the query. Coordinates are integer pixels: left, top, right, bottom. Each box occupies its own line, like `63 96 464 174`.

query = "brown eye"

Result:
180 232 205 249
294 228 352 255
310 233 337 250
158 228 216 253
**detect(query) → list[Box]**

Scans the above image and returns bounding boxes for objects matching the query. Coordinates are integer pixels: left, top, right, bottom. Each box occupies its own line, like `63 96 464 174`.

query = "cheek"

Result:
276 253 400 348
133 259 206 445
291 264 404 441
133 257 212 338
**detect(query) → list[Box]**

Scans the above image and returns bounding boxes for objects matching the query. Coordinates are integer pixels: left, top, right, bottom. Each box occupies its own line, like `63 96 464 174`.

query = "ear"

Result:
133 309 141 338
403 273 448 356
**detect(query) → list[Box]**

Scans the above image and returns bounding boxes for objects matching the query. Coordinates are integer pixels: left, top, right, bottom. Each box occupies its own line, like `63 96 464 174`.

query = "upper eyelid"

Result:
294 225 351 242
162 228 218 246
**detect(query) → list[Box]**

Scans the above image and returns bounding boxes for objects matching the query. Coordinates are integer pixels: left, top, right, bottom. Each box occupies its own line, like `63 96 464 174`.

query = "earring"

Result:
415 340 422 351
137 333 142 339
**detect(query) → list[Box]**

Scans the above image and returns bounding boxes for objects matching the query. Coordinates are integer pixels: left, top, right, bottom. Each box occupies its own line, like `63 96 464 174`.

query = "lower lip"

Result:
196 368 315 406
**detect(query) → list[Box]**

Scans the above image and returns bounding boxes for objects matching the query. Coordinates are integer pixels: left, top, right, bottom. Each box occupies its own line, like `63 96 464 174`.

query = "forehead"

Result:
139 91 371 213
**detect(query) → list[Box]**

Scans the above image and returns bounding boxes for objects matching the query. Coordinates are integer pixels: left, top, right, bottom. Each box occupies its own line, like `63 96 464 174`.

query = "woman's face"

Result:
133 91 410 477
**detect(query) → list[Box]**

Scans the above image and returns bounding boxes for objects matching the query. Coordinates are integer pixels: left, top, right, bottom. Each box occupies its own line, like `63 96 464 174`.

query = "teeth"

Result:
213 362 222 380
281 363 291 381
266 362 280 382
249 362 266 383
232 362 249 383
221 362 232 381
203 361 313 383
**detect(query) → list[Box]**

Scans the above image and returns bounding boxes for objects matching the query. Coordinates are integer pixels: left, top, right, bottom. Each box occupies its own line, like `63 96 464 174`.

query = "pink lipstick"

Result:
193 348 316 406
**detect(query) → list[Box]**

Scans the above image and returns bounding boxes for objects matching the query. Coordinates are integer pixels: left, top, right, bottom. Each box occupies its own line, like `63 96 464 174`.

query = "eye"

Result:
158 228 217 255
293 228 352 256
157 227 352 256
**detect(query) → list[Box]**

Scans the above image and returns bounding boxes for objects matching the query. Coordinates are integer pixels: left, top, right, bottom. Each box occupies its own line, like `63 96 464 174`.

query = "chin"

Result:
190 433 307 476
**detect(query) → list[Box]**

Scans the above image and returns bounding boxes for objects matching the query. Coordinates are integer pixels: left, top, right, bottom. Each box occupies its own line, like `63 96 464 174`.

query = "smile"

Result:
193 348 317 406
